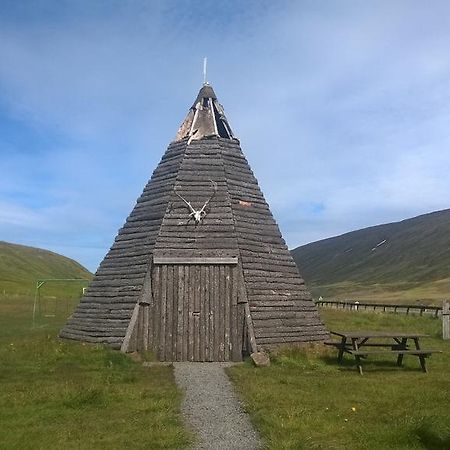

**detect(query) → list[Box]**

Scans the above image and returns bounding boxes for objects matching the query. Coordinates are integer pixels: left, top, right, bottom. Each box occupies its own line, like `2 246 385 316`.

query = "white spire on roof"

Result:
203 57 208 85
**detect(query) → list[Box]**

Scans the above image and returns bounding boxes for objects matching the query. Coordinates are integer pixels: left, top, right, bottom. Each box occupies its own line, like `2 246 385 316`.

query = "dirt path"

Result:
173 362 262 450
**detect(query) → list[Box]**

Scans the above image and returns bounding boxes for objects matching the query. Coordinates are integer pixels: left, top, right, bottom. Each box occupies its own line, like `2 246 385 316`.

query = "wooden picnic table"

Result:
326 330 440 375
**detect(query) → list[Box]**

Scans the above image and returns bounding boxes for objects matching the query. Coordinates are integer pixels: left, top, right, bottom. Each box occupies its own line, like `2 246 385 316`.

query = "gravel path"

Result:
173 362 263 450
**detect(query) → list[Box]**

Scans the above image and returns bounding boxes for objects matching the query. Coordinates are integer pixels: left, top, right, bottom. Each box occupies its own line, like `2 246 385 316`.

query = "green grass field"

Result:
0 294 191 449
2 291 450 449
309 278 450 305
228 309 450 450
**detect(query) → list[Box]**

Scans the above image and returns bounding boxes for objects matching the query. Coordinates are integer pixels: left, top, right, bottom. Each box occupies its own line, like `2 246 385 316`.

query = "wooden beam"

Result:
120 261 153 352
237 263 258 354
244 303 258 354
153 256 238 265
120 303 140 353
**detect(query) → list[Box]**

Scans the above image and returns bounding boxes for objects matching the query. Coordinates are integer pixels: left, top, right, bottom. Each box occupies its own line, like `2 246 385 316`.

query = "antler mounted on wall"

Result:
175 180 217 225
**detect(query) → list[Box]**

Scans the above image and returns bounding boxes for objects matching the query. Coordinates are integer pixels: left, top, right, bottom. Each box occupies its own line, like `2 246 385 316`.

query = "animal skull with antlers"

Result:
175 180 217 224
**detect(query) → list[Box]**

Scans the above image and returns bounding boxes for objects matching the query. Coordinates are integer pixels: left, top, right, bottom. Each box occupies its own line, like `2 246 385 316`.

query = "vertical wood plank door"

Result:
151 264 242 361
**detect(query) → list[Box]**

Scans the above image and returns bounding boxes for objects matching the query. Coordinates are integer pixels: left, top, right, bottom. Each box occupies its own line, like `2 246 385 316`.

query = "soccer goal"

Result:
32 278 90 328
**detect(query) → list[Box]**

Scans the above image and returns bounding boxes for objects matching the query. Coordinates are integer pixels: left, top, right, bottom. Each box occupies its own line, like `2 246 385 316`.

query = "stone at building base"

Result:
251 352 270 367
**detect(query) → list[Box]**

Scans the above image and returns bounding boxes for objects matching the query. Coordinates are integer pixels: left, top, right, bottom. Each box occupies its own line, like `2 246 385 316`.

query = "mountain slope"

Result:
0 241 92 295
291 209 450 299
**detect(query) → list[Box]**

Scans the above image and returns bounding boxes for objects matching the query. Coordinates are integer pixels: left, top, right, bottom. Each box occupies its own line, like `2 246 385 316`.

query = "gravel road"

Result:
173 362 263 450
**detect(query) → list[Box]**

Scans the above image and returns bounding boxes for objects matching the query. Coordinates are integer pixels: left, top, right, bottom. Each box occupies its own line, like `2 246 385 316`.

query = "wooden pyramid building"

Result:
60 83 328 360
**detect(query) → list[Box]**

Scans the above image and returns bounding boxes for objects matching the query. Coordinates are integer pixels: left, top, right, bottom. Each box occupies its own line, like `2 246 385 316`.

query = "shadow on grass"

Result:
414 422 450 450
320 354 427 374
63 387 107 409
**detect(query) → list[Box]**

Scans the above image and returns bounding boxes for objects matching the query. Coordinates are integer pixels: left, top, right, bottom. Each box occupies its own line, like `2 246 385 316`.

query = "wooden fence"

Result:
316 299 450 340
316 299 442 317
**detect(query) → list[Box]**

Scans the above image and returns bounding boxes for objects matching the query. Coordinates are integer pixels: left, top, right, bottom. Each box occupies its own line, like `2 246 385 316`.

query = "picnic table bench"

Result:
325 331 441 375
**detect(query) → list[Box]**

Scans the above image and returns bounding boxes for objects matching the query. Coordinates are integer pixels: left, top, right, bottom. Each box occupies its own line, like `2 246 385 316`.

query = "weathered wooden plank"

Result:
244 277 305 287
244 272 305 282
157 231 238 241
161 216 235 226
167 264 174 361
176 173 225 182
137 306 144 351
242 267 301 277
152 265 159 356
236 262 258 354
99 255 149 265
212 265 219 361
114 231 156 242
199 265 206 361
72 311 132 320
183 265 189 361
83 287 141 296
154 238 238 248
259 334 328 344
194 265 201 361
60 331 123 344
188 265 195 361
205 265 211 361
153 256 238 265
218 265 224 361
65 322 127 332
254 316 323 327
255 327 326 337
230 265 239 361
246 281 309 291
75 302 135 311
68 317 130 325
236 234 286 246
224 265 231 361
94 269 147 278
177 265 184 361
87 279 143 288
79 294 139 304
235 243 286 255
241 263 299 273
159 265 167 360
119 218 163 228
62 326 126 335
244 302 257 354
108 241 155 251
251 310 321 320
238 303 246 357
144 305 150 351
250 303 317 310
239 250 294 262
104 247 154 257
173 265 180 360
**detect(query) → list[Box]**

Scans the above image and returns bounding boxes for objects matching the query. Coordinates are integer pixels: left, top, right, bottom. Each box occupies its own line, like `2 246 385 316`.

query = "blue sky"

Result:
1 0 449 272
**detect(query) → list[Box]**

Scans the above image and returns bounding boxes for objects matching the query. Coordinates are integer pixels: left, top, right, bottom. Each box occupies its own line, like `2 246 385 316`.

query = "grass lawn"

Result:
228 309 450 450
310 278 450 305
0 295 191 449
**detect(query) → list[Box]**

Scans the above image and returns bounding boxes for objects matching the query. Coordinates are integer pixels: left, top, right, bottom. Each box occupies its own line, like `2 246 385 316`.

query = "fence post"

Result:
443 300 449 340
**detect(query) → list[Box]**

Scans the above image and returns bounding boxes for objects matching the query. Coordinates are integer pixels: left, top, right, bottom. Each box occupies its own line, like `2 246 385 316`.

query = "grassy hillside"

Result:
291 209 450 302
0 241 92 296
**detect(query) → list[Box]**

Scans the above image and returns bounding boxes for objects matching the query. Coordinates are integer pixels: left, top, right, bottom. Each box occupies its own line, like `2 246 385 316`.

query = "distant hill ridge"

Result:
0 241 92 296
291 209 450 289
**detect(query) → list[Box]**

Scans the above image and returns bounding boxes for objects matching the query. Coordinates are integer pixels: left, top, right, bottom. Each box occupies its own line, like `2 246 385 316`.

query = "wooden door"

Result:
150 263 244 361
